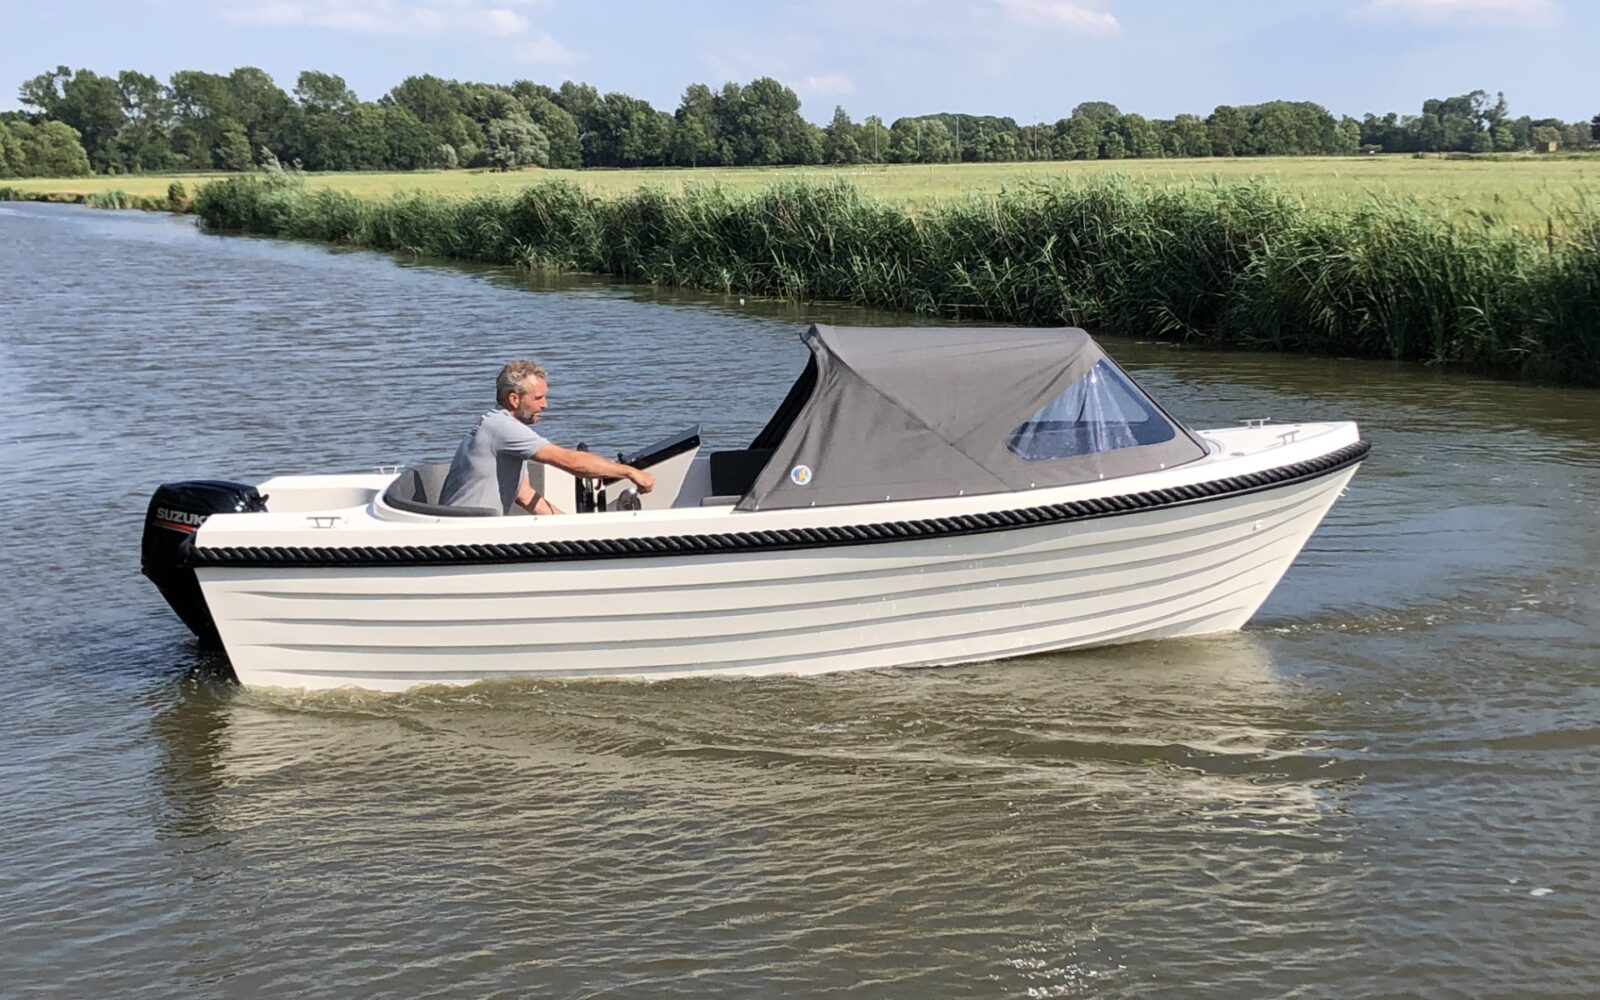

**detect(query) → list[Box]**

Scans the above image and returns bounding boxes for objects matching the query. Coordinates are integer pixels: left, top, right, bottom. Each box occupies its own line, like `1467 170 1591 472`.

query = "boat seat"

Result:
382 462 500 517
698 494 741 507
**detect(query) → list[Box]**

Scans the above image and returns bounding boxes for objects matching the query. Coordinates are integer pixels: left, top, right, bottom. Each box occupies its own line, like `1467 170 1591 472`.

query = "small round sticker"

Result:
789 464 813 486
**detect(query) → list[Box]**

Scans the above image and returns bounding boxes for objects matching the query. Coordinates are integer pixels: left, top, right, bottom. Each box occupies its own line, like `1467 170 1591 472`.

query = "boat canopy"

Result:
739 325 1207 511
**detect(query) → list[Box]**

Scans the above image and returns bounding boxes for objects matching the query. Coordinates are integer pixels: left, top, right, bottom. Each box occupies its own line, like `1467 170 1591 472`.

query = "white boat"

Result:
142 325 1368 692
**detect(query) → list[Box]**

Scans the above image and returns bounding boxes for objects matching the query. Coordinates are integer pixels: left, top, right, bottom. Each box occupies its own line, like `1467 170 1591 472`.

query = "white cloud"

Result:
1357 0 1559 25
795 73 855 97
514 32 580 64
222 0 543 38
992 0 1121 35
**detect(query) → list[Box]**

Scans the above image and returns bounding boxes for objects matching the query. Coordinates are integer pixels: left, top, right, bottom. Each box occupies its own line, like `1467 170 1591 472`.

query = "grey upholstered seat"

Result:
381 462 500 517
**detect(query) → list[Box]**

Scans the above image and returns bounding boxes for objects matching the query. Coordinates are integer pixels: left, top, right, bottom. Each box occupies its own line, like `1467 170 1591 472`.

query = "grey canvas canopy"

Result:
738 325 1207 511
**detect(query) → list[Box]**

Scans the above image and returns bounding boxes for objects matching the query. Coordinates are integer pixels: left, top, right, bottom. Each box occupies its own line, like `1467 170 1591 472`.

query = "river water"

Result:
1 201 1596 998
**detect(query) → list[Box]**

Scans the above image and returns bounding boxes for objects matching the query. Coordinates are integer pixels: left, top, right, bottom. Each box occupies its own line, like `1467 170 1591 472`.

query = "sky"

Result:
0 0 1592 124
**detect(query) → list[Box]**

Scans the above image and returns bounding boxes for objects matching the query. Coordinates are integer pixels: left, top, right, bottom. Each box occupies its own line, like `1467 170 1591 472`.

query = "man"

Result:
440 360 654 515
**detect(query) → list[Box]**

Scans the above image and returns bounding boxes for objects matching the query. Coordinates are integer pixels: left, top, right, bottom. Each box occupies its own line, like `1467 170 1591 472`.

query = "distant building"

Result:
1537 140 1560 153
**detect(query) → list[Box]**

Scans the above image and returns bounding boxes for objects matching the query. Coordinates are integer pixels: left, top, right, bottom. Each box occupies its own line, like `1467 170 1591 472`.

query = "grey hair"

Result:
495 360 547 404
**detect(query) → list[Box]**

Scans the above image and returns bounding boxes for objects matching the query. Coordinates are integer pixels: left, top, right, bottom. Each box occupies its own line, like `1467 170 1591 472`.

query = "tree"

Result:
1048 119 1076 160
1531 124 1562 148
483 112 549 169
1017 122 1051 160
1063 114 1102 159
20 67 125 171
216 120 253 169
972 125 1018 162
1165 114 1210 157
0 121 25 176
1510 115 1534 149
294 71 357 116
717 77 817 165
1335 117 1361 155
582 92 670 166
26 120 93 176
888 118 920 162
917 118 954 162
823 105 860 164
523 95 580 168
377 104 439 169
1119 113 1160 158
228 67 293 155
169 70 240 168
1244 101 1338 156
389 74 462 127
1205 105 1246 157
1072 101 1120 122
671 83 719 166
295 110 345 169
555 80 602 163
116 70 177 171
18 66 70 118
737 77 798 164
795 122 824 164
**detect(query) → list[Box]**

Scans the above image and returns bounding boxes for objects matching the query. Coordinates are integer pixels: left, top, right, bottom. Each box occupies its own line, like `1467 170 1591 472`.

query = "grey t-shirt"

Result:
440 408 552 514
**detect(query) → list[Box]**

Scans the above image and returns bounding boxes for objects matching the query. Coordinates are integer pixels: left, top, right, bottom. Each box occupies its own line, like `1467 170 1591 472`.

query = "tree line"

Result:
3 64 1596 178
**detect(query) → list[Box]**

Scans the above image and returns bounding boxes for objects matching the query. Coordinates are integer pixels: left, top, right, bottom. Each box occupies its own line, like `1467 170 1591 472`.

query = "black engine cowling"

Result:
141 480 266 646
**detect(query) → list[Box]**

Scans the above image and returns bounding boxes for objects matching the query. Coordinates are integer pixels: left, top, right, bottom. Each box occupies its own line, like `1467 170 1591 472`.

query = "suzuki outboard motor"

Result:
141 480 266 647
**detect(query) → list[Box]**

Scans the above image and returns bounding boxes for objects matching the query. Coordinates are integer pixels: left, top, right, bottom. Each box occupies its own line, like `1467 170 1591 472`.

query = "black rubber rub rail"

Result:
187 440 1370 569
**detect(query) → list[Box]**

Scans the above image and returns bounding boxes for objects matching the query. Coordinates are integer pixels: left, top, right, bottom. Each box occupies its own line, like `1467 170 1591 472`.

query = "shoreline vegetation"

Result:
5 155 1600 227
6 165 1597 386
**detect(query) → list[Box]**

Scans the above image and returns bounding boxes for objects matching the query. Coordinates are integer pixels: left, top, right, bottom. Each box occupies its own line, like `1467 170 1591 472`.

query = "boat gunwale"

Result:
184 440 1371 570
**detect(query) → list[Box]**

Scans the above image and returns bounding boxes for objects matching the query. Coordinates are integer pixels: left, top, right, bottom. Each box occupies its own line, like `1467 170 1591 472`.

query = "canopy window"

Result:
740 325 1207 511
1006 358 1178 462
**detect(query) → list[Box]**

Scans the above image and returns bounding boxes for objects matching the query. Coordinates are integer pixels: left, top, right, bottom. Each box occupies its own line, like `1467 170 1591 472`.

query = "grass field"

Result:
8 155 1600 231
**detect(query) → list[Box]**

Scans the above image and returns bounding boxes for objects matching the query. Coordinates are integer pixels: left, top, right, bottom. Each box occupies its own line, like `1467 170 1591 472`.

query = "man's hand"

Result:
533 445 655 494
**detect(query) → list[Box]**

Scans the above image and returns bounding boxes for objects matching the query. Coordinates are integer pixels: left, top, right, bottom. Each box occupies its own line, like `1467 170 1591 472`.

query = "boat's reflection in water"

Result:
147 599 1352 991
153 629 1342 849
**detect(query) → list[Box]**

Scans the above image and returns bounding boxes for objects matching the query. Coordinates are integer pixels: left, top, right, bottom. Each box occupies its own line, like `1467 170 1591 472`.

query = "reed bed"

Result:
192 173 1600 384
12 157 1600 230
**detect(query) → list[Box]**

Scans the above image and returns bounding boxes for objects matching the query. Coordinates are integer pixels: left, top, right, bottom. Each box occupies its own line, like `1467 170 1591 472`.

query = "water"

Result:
2 202 1596 998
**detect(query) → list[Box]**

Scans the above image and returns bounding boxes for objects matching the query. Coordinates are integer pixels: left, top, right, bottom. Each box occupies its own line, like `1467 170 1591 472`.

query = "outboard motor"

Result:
141 480 266 647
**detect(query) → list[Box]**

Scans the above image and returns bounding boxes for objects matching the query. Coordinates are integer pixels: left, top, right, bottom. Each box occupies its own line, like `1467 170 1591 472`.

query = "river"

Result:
1 201 1596 998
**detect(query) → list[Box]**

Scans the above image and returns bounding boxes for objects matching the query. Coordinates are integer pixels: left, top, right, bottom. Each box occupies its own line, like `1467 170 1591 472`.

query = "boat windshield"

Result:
1005 359 1177 462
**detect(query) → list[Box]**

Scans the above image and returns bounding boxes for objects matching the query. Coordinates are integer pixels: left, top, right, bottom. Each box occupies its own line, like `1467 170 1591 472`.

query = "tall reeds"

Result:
192 174 1600 385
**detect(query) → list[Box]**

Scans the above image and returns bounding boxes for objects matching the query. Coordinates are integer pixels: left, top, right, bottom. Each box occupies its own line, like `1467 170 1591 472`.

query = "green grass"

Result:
8 155 1600 230
190 173 1600 385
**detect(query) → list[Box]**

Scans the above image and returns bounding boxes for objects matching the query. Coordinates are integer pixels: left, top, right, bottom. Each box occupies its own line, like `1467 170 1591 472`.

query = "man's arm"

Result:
514 475 564 515
532 444 655 493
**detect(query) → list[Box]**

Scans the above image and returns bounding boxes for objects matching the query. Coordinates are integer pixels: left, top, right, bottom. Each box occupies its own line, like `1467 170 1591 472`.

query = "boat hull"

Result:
200 463 1357 691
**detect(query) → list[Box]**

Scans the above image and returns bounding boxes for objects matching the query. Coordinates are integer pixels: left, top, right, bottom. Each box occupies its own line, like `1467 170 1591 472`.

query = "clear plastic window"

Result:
1006 359 1176 462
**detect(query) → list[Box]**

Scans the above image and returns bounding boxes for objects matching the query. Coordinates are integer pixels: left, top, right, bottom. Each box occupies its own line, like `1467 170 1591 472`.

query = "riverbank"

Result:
9 165 1598 384
0 182 194 212
184 173 1600 386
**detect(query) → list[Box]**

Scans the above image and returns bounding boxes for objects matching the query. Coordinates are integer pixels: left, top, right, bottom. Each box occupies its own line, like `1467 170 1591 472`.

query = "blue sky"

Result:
2 0 1591 124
